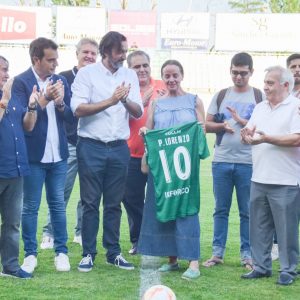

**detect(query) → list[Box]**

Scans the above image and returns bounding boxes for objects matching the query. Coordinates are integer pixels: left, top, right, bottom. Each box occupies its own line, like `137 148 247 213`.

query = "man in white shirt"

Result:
71 31 143 272
241 66 300 285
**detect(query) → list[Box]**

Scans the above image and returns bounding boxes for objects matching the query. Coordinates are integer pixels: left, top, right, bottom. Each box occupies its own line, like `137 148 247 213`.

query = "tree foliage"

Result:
269 0 300 13
228 0 267 13
51 0 90 5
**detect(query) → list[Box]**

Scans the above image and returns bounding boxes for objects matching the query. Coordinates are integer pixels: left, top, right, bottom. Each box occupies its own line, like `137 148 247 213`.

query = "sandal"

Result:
182 268 200 280
202 256 224 268
241 258 253 270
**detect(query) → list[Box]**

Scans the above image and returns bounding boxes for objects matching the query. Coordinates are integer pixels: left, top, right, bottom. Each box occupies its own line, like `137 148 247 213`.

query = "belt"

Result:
80 137 127 147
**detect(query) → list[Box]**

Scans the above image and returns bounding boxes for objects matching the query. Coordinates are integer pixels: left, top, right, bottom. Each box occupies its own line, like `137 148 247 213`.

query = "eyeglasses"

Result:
231 70 250 77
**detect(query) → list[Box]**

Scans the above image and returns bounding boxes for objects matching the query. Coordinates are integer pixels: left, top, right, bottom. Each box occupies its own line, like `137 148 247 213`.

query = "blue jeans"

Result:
77 137 130 261
0 177 23 272
212 162 252 259
122 157 147 245
43 144 82 237
22 160 68 256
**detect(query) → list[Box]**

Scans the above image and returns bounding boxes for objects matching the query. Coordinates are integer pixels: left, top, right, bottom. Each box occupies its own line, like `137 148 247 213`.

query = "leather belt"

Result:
80 137 127 147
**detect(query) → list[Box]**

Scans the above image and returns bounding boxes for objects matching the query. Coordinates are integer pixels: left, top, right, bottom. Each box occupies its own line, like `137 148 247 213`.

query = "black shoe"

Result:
241 269 272 279
277 272 294 286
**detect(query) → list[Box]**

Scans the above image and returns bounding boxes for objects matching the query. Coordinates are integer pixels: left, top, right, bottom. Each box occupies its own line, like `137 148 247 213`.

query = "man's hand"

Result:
28 85 41 108
111 82 131 105
223 121 235 134
142 86 154 107
241 126 266 145
226 106 247 126
139 126 148 136
1 78 14 105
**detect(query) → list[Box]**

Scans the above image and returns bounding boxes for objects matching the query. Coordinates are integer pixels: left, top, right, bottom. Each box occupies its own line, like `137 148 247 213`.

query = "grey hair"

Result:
127 50 150 67
0 55 8 65
265 65 294 93
76 38 99 53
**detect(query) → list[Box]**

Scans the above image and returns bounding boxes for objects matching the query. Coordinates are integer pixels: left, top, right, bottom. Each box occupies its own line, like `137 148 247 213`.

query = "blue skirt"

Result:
137 174 200 260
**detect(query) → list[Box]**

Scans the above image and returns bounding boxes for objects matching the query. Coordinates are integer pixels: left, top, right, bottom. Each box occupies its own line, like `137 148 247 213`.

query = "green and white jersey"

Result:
145 121 209 222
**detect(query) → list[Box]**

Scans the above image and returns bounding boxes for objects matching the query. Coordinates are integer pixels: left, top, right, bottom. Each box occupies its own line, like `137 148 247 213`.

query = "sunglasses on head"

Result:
231 70 250 77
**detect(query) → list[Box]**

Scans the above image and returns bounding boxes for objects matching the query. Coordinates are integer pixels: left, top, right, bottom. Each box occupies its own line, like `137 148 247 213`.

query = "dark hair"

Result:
127 50 150 67
231 52 253 70
161 59 184 77
99 31 127 58
0 55 8 65
286 53 300 67
29 37 58 65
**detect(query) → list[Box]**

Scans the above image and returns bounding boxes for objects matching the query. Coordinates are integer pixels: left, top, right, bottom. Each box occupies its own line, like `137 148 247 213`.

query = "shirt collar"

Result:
31 66 52 84
265 94 294 109
99 60 124 76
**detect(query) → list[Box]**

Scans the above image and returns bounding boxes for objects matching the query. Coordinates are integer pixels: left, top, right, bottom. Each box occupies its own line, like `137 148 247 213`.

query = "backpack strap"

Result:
253 87 263 104
216 88 228 111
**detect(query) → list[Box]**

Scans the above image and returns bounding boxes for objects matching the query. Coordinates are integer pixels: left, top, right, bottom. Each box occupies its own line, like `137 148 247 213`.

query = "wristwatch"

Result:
55 102 65 109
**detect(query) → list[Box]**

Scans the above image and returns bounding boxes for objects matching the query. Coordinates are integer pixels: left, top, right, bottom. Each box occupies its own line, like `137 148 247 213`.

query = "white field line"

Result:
139 255 161 299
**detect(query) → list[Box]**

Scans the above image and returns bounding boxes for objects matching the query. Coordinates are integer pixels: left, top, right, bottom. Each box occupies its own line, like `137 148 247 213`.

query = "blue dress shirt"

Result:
0 91 30 178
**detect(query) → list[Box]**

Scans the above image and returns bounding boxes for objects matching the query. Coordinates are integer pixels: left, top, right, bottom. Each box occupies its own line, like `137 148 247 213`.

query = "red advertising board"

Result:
109 11 156 48
0 9 36 40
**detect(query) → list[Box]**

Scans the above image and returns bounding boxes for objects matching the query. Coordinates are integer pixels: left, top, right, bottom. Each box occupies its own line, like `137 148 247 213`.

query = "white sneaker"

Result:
54 253 71 272
21 255 37 274
40 236 54 250
271 243 279 261
73 235 82 246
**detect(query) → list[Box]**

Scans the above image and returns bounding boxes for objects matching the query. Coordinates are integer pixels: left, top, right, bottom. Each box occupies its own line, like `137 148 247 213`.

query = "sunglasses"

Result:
231 70 250 77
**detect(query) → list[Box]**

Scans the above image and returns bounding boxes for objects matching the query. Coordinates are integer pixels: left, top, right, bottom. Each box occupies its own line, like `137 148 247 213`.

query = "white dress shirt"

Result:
71 61 143 143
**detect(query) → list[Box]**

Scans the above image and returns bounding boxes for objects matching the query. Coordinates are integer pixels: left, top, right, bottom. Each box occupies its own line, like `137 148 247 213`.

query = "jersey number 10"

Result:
158 146 191 183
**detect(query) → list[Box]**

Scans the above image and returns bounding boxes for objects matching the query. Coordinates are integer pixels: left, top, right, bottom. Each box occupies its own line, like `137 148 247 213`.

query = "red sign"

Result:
0 9 36 40
109 11 156 48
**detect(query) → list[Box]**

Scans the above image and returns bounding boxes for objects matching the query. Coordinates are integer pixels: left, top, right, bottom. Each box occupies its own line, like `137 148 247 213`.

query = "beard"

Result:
108 56 124 70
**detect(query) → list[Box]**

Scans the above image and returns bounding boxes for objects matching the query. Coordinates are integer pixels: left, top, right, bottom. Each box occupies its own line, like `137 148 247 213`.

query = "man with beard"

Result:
71 31 143 272
287 53 300 98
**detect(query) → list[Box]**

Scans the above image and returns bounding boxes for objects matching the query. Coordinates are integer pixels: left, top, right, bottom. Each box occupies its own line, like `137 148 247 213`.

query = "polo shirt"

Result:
71 61 143 143
0 93 30 178
127 78 165 158
247 95 300 185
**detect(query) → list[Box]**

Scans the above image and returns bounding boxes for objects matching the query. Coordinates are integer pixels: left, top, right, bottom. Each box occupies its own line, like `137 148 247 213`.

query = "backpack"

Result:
216 87 263 111
214 87 263 146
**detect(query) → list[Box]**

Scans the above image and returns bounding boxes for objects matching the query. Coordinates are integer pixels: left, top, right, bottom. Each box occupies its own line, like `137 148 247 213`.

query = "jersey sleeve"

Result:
198 125 210 159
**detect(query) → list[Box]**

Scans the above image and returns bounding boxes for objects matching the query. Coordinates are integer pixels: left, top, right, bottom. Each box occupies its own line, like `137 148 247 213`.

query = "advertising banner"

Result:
56 6 106 45
109 11 156 48
215 13 300 52
160 13 209 50
0 5 52 43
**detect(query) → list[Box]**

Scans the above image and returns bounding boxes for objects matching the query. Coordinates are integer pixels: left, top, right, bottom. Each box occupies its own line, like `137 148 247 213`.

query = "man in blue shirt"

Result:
12 38 74 274
40 38 99 249
0 56 38 279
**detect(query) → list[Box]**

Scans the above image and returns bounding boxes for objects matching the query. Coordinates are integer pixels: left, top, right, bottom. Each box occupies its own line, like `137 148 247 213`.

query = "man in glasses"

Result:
203 52 263 270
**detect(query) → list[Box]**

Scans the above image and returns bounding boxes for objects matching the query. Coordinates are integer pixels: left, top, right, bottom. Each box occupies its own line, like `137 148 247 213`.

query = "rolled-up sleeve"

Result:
71 68 91 114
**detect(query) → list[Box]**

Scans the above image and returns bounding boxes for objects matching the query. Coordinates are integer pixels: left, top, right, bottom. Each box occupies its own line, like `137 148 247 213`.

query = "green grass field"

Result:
0 135 299 299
